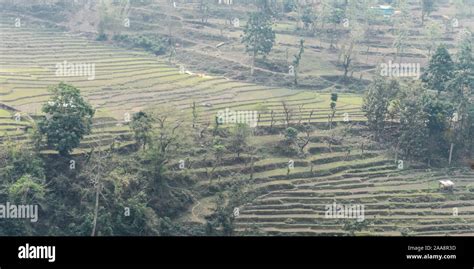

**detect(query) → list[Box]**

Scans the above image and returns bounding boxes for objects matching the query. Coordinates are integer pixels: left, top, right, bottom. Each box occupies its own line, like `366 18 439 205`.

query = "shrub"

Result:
96 33 108 41
467 184 474 193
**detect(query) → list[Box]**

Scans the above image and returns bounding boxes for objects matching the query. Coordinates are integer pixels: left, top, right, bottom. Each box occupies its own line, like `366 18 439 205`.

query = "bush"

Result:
113 34 168 55
467 184 474 193
96 33 108 41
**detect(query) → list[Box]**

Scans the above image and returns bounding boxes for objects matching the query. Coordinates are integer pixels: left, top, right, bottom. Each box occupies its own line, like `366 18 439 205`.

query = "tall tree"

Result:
362 78 400 140
421 46 455 95
241 12 275 75
130 111 153 150
425 21 441 56
300 6 316 33
421 97 453 165
38 83 95 156
421 0 436 25
327 3 345 49
292 39 305 86
397 86 430 161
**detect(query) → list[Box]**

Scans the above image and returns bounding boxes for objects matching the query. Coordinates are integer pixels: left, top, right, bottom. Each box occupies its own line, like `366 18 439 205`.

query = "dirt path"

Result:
165 183 208 223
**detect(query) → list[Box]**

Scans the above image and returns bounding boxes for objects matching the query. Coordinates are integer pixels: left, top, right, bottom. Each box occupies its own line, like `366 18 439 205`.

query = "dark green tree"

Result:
421 46 454 95
449 38 474 101
421 0 436 25
362 78 400 140
130 111 153 150
0 141 44 182
422 97 453 165
284 127 298 144
242 12 275 75
301 6 316 31
397 87 429 161
38 83 95 156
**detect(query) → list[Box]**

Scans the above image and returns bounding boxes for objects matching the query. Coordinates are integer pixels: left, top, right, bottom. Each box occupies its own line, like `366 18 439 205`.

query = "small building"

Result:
439 180 455 190
218 0 233 5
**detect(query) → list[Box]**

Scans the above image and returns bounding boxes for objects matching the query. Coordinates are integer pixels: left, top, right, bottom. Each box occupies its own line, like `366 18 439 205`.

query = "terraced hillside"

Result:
0 3 473 237
168 123 474 236
0 14 364 151
116 0 473 87
235 164 474 236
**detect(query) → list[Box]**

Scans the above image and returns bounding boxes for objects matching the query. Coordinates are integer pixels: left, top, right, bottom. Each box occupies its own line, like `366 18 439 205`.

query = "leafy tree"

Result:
4 174 47 235
362 78 400 140
457 37 474 72
393 27 408 62
450 37 474 100
0 141 44 182
451 38 474 154
282 0 296 13
130 111 153 150
422 97 453 164
425 21 441 56
38 83 94 156
397 86 430 161
327 3 345 48
8 174 46 205
301 6 316 31
242 12 275 75
421 46 455 95
421 0 436 25
444 79 472 163
284 127 298 144
228 123 251 158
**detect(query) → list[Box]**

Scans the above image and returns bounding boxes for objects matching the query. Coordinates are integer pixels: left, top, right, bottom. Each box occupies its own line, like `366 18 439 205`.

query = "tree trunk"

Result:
448 143 454 165
91 184 100 236
251 51 256 75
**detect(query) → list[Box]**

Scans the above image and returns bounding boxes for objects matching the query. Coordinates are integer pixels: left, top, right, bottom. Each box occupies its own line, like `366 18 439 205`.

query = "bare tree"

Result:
297 104 304 125
81 137 114 237
191 101 199 129
308 109 315 124
155 114 182 156
269 110 276 131
339 40 354 81
198 120 211 140
281 101 293 128
296 126 311 155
